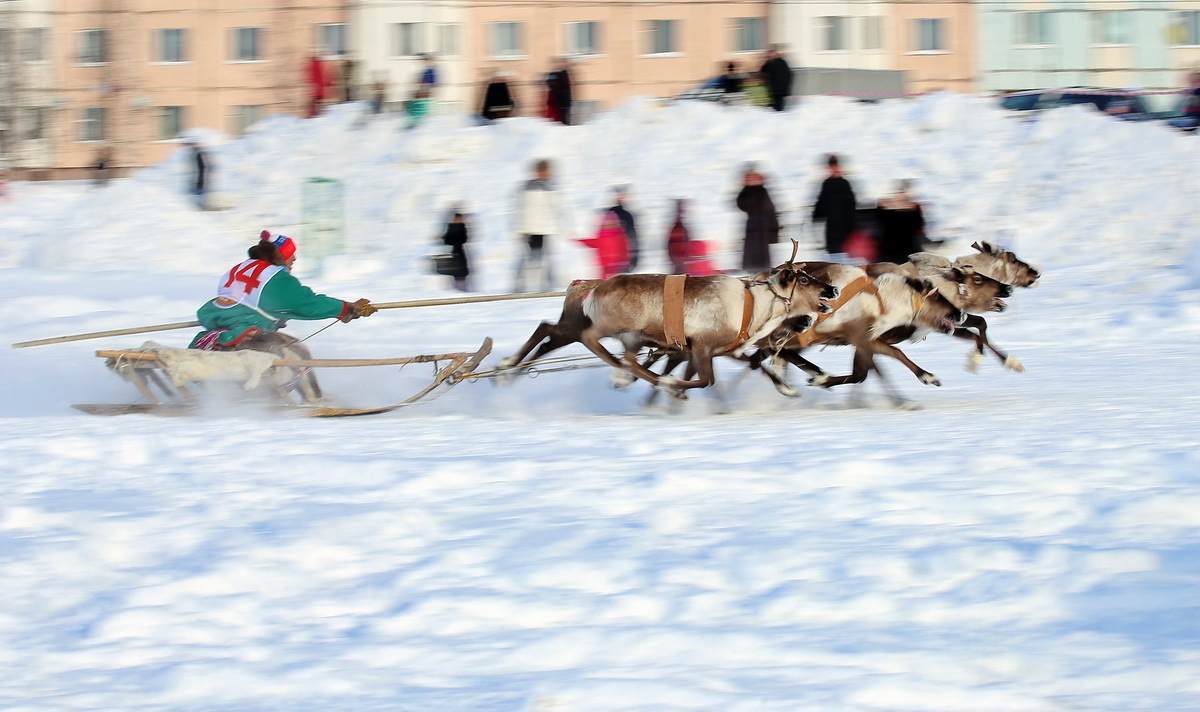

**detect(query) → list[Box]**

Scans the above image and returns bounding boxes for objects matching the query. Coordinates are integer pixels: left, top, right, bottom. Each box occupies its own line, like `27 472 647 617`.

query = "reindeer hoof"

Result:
774 381 799 398
964 351 985 373
610 369 637 388
920 373 941 387
895 400 923 411
809 374 832 389
497 356 519 370
1004 356 1026 372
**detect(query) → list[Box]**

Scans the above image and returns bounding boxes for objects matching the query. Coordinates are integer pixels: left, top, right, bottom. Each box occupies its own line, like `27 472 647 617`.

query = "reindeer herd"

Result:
496 241 1041 409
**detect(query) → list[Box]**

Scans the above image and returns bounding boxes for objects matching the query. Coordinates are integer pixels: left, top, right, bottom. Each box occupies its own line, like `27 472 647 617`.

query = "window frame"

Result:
1015 11 1054 47
910 17 947 53
24 27 49 63
318 23 348 59
230 26 264 62
564 20 602 57
487 21 525 60
157 106 185 141
643 18 679 57
76 29 109 65
862 16 884 52
155 28 187 64
732 17 765 54
435 23 461 59
392 22 423 58
1091 10 1131 46
817 16 849 52
79 106 107 142
231 104 262 137
1171 10 1200 46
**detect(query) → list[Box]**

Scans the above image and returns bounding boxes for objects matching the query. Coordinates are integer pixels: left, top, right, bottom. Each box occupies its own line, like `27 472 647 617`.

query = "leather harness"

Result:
794 275 884 348
661 275 755 354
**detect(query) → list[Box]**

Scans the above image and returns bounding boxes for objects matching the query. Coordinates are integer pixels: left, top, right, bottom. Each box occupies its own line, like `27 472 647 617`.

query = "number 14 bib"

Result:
214 259 285 310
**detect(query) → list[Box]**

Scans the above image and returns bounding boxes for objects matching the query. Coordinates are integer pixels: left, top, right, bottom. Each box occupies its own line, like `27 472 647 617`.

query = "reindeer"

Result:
578 264 838 399
868 241 1039 371
496 279 603 376
747 266 992 406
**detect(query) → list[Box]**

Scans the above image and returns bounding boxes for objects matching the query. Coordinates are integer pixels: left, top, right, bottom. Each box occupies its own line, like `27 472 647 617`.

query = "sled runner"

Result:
72 338 492 418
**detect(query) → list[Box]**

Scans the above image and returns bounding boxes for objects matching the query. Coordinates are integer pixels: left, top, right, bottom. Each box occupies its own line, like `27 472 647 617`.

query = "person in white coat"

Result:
514 158 565 292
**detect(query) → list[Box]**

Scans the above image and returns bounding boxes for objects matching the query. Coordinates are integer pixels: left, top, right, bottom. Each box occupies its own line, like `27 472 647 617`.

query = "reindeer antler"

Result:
788 239 799 265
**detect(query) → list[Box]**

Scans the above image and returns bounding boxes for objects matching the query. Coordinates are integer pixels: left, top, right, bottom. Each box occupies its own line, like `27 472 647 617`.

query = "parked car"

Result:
999 88 1152 121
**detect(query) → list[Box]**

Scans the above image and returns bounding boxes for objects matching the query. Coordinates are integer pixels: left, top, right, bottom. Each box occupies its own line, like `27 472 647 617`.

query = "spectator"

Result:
341 55 358 102
306 52 330 118
187 140 208 210
405 86 432 129
666 199 719 276
480 69 517 121
92 147 113 187
735 164 780 273
1168 70 1200 131
514 159 566 292
759 45 792 112
579 207 630 279
545 57 573 125
440 206 471 292
812 154 857 255
875 179 927 265
608 186 639 271
718 61 742 96
742 72 772 109
370 71 389 114
418 53 438 94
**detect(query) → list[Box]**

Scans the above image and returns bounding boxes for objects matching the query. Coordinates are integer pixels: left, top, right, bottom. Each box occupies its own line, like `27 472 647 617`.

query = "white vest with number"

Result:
214 259 285 310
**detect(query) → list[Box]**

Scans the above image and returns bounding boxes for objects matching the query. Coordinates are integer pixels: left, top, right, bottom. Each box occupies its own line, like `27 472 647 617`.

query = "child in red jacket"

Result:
579 209 630 279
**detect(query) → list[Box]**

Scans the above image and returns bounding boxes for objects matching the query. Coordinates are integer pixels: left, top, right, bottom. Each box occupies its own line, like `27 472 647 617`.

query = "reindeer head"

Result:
906 277 967 334
968 241 1041 288
940 266 1013 313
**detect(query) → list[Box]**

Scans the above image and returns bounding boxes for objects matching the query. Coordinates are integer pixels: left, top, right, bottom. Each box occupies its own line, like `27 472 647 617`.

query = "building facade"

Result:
979 0 1200 94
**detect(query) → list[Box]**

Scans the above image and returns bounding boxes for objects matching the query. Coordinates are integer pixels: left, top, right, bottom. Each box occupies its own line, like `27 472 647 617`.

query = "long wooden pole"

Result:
93 350 472 368
11 291 566 349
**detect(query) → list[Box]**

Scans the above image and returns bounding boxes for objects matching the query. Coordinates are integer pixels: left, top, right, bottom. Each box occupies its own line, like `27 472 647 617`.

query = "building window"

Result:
863 16 884 51
231 27 262 61
733 17 765 52
157 28 186 63
565 21 600 56
912 18 945 51
818 16 849 51
1015 12 1054 46
79 107 106 141
24 27 48 62
231 105 261 136
1170 11 1200 45
393 23 423 57
1092 11 1131 45
77 29 109 64
319 23 347 57
488 21 523 58
573 100 601 124
25 107 48 140
645 19 677 55
436 23 460 57
158 106 184 140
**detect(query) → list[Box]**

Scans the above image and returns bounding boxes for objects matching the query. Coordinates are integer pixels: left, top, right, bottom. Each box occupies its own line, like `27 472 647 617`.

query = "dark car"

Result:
999 89 1152 120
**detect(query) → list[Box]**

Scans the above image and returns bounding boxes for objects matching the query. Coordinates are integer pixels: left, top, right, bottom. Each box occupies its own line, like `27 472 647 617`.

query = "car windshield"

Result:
1001 94 1041 111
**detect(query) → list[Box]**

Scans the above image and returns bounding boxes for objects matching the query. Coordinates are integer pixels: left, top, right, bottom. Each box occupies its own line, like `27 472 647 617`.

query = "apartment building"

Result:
772 1 976 93
2 0 346 179
979 1 1200 94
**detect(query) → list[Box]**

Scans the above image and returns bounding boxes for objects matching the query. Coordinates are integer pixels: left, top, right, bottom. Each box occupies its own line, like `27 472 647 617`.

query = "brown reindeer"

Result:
496 279 603 375
579 265 837 398
748 268 978 405
870 241 1038 371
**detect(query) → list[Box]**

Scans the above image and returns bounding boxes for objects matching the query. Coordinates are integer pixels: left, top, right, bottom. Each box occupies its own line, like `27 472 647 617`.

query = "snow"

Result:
2 95 1200 711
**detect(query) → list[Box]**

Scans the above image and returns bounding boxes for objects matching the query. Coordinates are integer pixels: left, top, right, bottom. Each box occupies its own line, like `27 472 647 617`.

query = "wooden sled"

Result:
73 338 492 418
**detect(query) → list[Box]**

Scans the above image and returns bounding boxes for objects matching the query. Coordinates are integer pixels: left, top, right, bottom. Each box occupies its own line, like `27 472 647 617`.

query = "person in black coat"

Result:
875 180 927 265
545 57 573 125
759 45 792 112
735 165 780 272
188 140 208 210
441 207 471 291
481 69 517 121
608 186 639 270
812 154 857 255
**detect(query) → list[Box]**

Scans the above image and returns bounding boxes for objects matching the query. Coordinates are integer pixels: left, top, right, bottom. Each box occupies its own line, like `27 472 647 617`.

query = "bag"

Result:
431 253 458 276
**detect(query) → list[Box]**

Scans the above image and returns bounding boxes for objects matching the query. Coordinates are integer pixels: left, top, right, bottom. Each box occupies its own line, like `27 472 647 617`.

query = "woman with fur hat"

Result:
190 230 372 351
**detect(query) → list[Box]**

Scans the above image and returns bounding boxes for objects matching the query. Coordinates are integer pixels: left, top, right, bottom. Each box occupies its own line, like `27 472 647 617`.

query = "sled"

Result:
72 337 492 418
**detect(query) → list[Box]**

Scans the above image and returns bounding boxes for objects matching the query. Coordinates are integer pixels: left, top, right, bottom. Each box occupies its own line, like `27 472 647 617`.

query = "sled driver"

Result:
191 230 374 350
189 231 375 401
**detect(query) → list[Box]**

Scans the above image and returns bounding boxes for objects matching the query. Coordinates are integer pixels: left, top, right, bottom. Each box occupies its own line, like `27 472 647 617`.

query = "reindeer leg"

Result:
654 351 716 396
872 341 941 387
642 351 686 406
811 348 872 389
581 330 671 391
955 316 1024 373
497 321 556 375
739 350 799 398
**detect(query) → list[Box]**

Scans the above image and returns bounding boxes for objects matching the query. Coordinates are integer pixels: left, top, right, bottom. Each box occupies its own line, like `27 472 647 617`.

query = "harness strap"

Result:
793 276 883 348
719 282 756 353
663 274 688 349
